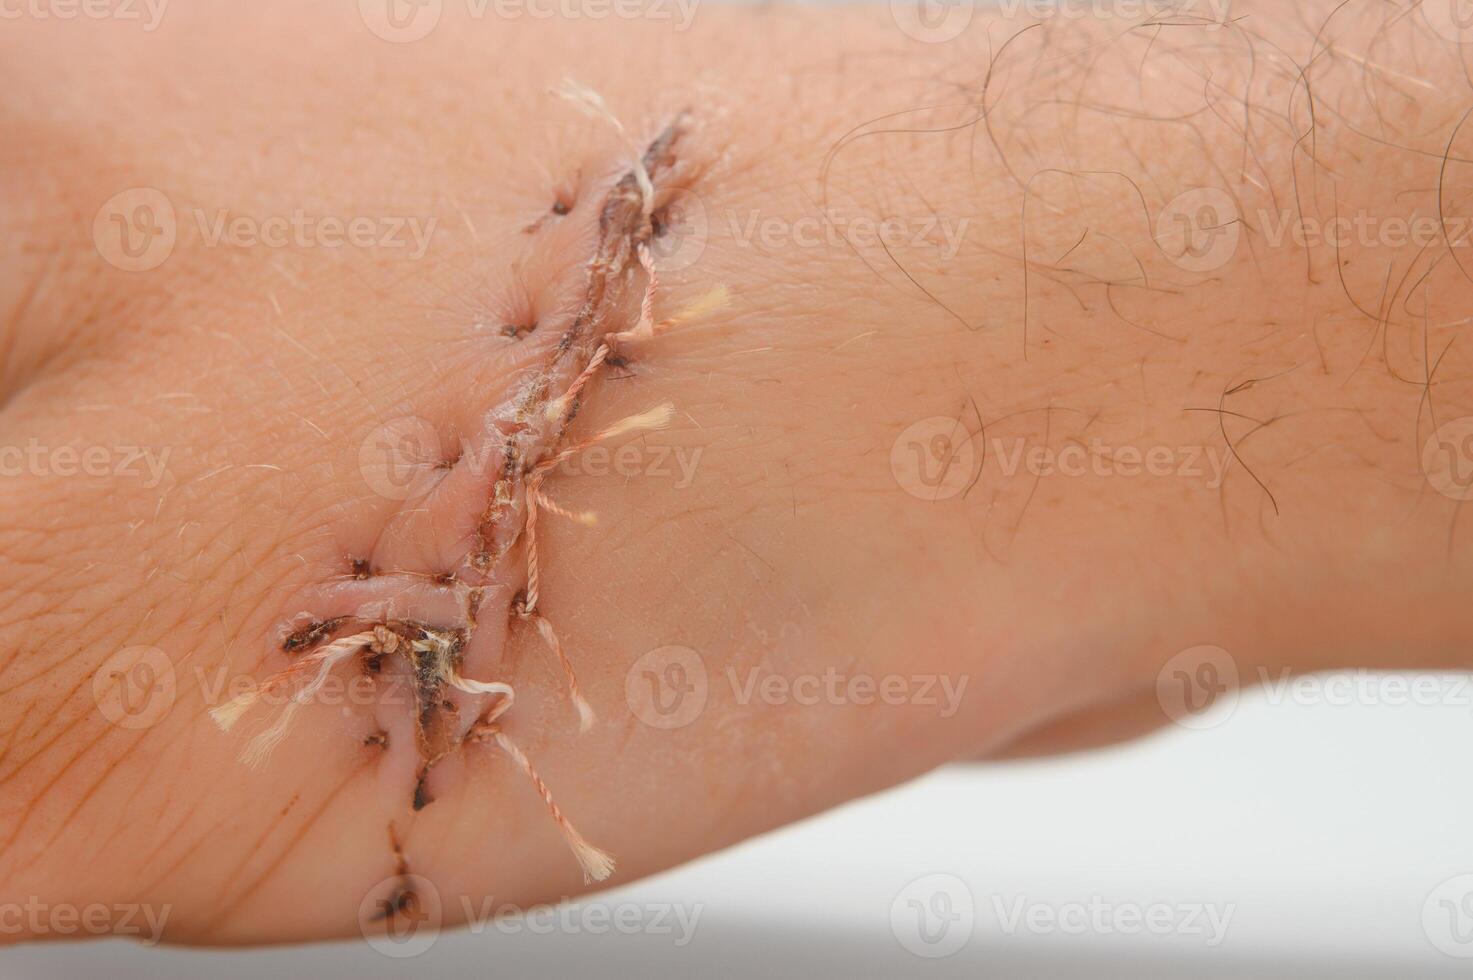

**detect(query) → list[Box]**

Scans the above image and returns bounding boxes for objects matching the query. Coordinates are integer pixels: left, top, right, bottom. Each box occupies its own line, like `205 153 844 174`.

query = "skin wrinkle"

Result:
0 687 146 851
102 738 204 872
0 557 221 827
201 763 367 934
0 750 116 881
17 731 147 867
0 670 114 792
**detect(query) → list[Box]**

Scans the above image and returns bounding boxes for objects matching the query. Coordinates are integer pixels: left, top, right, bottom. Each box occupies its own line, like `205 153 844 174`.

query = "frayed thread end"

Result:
573 693 596 734
210 690 260 732
491 728 615 883
241 701 300 770
600 403 675 441
568 832 617 884
221 631 376 766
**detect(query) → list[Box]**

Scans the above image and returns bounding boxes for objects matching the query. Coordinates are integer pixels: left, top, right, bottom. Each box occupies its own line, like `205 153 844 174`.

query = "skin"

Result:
2 0 1473 947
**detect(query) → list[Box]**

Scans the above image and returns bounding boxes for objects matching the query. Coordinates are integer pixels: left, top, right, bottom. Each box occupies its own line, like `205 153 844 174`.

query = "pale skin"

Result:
1 0 1472 947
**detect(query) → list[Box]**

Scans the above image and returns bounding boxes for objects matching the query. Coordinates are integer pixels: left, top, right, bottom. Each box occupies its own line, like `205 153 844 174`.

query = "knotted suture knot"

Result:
370 624 402 657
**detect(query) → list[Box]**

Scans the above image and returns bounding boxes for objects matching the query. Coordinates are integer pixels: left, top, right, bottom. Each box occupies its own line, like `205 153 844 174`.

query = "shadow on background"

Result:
4 913 1461 980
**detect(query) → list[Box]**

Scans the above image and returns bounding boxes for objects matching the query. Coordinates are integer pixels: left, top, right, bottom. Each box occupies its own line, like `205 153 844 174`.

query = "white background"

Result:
8 679 1473 978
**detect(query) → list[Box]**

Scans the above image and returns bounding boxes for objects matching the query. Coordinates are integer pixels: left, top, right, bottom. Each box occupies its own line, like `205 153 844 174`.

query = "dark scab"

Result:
392 890 415 917
350 557 373 580
283 616 347 653
651 208 673 239
522 194 574 234
370 885 420 923
500 321 537 341
365 730 389 749
412 773 434 811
